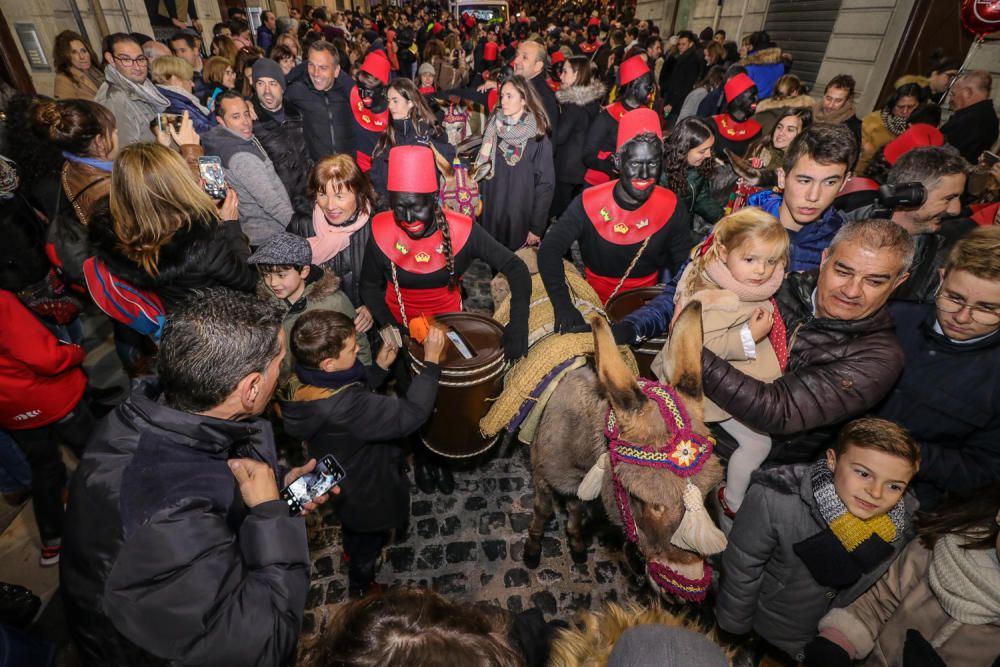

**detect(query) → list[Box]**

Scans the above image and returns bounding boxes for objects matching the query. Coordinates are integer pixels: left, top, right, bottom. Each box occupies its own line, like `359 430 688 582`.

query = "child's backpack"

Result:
82 257 166 341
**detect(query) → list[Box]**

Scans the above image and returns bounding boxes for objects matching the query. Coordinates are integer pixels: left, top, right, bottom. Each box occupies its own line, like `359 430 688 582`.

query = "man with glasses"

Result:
96 33 168 146
877 226 1000 508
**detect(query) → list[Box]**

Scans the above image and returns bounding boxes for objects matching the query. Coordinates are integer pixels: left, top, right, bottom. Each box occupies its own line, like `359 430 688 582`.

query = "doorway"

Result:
0 9 35 94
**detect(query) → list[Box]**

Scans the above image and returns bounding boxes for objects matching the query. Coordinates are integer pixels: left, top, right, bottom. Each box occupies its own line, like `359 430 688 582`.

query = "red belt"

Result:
386 284 462 324
584 151 613 186
584 268 657 304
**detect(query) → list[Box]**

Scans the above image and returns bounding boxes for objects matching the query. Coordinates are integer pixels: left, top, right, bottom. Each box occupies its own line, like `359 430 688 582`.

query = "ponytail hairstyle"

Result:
690 207 789 276
374 77 443 157
31 98 116 157
916 482 1000 551
662 116 715 194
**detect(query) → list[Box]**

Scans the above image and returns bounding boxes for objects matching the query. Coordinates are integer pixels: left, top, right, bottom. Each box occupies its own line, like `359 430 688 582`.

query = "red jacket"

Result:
0 290 87 430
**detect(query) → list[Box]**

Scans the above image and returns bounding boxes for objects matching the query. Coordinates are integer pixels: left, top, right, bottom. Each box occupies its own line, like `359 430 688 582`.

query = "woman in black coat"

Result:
473 75 555 249
550 56 606 220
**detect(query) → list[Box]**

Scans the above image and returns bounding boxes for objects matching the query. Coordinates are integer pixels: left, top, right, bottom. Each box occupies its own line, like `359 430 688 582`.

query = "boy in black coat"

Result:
280 310 446 596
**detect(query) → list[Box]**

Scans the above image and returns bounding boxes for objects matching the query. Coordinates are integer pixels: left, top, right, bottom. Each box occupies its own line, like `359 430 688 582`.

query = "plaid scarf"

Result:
473 111 537 182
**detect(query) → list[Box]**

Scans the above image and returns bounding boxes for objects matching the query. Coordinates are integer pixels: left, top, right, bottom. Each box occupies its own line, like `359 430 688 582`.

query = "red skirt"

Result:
386 284 462 324
584 268 658 305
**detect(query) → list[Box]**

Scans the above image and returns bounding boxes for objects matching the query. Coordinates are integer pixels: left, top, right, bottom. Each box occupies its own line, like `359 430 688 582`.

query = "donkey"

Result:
524 305 725 603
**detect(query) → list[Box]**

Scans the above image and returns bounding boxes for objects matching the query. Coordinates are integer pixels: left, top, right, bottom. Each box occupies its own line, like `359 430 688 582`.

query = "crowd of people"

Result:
1 1 999 665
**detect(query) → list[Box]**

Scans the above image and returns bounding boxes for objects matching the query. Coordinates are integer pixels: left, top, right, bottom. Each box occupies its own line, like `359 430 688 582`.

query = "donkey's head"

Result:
591 303 724 603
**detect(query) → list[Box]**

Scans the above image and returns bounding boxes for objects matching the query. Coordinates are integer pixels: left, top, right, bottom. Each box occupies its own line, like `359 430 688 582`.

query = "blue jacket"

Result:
877 301 1000 508
743 48 785 100
623 192 845 340
157 86 217 135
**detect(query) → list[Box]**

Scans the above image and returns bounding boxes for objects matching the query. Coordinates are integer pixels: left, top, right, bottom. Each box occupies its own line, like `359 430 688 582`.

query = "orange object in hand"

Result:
408 314 437 343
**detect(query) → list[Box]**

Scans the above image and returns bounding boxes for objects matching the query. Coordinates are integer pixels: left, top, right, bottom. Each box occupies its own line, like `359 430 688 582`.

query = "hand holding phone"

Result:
198 156 227 200
281 455 345 515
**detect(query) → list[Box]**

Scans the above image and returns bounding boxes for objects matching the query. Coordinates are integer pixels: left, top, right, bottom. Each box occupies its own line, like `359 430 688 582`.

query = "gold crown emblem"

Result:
600 207 612 222
613 223 629 234
414 251 431 263
636 219 649 229
395 241 408 255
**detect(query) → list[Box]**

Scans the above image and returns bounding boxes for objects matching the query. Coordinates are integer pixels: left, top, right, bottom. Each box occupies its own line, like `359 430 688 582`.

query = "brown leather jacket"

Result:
702 271 904 463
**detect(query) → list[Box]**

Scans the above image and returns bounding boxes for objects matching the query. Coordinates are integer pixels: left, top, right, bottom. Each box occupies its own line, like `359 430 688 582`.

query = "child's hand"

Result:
748 307 773 342
423 326 448 364
376 340 399 370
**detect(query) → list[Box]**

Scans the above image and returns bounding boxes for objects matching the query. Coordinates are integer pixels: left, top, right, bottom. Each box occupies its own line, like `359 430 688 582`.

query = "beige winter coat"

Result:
818 540 1000 667
652 268 781 422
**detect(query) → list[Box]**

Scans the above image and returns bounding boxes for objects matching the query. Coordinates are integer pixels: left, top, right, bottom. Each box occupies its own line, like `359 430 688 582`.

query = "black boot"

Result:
414 458 439 495
436 463 455 495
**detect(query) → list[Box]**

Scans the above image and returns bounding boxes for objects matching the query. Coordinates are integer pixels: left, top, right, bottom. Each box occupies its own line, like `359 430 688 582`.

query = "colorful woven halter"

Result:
605 379 715 601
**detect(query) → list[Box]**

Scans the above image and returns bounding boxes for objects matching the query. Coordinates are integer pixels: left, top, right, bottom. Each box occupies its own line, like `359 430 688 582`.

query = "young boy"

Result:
279 310 446 597
248 232 371 378
715 417 920 662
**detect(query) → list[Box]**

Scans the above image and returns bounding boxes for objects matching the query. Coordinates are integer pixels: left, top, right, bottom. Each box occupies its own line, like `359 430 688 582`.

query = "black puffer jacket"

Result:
554 81 605 185
287 211 371 308
252 99 313 208
703 271 904 462
284 69 355 163
88 206 257 311
61 379 309 666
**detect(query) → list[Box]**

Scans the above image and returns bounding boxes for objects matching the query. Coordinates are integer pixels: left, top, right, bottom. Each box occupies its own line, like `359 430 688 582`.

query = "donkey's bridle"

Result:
604 379 715 601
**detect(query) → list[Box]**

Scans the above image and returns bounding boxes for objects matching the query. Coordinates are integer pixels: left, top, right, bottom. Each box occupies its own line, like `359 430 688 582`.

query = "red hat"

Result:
431 22 444 35
388 146 438 193
550 50 565 65
723 73 756 103
616 107 663 151
619 55 650 86
360 50 391 85
484 41 499 61
588 17 600 27
883 123 945 165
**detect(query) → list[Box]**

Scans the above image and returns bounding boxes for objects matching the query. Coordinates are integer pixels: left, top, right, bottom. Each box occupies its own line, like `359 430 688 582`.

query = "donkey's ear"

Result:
591 315 644 413
666 300 704 411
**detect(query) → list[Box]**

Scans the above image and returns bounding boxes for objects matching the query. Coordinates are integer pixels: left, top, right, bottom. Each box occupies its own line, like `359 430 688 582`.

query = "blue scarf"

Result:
62 152 113 172
295 360 366 390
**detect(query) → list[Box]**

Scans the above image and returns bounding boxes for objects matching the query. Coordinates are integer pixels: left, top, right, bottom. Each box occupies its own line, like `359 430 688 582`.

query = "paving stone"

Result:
504 567 531 588
478 511 507 535
439 515 462 537
499 477 524 492
508 511 534 532
541 536 563 558
595 560 619 584
507 595 524 613
435 496 458 513
312 556 334 579
325 579 347 604
416 517 439 539
305 584 325 609
416 544 444 569
482 539 508 562
530 590 558 616
536 568 563 585
433 572 467 595
465 496 488 511
386 546 415 573
561 590 593 612
445 541 478 563
411 500 433 516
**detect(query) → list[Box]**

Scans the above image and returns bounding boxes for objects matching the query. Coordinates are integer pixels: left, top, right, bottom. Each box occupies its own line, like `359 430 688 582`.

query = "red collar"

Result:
350 86 390 133
371 210 473 274
605 100 627 122
582 181 677 245
711 114 761 139
579 41 601 54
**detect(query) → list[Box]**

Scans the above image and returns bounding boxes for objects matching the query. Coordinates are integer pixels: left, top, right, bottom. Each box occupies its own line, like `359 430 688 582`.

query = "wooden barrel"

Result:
407 313 506 458
605 287 667 380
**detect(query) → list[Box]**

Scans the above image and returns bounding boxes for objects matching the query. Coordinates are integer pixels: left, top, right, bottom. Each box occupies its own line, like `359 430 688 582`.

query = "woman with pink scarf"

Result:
287 155 377 335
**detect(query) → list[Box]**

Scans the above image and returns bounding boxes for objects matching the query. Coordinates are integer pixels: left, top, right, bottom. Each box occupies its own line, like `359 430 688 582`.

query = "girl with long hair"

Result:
52 31 103 101
746 107 813 169
660 117 724 236
473 75 555 249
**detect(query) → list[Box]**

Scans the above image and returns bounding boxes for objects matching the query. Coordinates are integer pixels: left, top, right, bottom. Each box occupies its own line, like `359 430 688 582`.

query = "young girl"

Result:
807 483 1000 666
746 107 812 169
660 117 724 239
652 208 789 519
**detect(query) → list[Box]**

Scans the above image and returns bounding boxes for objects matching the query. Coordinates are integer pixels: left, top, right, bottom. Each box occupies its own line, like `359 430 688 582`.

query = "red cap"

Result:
432 22 444 35
588 17 600 27
616 107 663 151
550 50 565 65
360 50 391 85
484 41 499 60
388 146 438 193
619 55 650 86
883 123 945 165
723 73 756 102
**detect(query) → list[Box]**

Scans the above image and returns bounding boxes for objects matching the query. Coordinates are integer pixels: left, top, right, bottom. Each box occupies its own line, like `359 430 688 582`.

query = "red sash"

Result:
711 114 762 140
386 284 461 324
582 181 676 245
584 268 657 304
371 209 473 274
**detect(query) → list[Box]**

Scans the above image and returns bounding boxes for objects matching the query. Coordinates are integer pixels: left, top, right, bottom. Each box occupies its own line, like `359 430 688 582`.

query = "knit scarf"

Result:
703 257 785 303
812 99 857 125
473 111 537 182
929 533 1000 627
880 110 909 137
793 459 907 588
308 204 371 264
295 360 366 390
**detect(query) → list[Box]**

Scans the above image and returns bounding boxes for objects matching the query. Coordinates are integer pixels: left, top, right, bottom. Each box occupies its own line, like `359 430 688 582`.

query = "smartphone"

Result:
157 112 183 134
984 151 999 167
198 156 227 200
280 454 346 515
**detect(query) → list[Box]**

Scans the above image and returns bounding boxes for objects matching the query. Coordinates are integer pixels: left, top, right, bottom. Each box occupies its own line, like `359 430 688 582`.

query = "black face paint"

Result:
389 191 438 239
549 61 564 82
622 73 654 110
728 87 759 122
587 25 600 40
358 80 388 113
614 138 662 206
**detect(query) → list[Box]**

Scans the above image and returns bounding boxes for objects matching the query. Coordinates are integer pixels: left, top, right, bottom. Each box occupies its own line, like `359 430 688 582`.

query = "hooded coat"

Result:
554 81 606 185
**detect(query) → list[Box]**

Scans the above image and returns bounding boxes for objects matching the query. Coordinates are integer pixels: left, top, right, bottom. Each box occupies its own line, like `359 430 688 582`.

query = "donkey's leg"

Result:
523 456 555 569
565 497 589 564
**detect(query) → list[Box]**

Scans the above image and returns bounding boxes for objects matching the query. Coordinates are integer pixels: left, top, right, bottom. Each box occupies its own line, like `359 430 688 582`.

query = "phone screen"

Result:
984 151 1000 167
198 156 227 200
281 455 346 514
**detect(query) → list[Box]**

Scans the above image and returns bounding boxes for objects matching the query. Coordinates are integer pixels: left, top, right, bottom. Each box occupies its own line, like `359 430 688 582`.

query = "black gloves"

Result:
903 629 946 667
553 304 588 334
503 320 528 363
803 637 852 667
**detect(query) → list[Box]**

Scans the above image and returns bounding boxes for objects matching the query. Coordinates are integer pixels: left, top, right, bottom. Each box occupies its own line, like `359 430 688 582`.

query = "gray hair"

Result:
888 146 968 191
158 289 284 412
829 218 916 275
954 69 991 95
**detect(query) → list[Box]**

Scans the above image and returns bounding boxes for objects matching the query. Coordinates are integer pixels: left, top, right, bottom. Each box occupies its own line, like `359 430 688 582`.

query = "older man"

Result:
284 40 355 162
251 59 311 205
848 146 974 302
203 91 293 245
702 219 914 463
878 226 1000 508
62 289 331 665
941 70 999 163
96 33 168 145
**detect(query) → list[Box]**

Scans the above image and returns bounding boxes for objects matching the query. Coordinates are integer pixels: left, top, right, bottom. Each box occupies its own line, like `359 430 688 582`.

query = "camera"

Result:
869 182 926 218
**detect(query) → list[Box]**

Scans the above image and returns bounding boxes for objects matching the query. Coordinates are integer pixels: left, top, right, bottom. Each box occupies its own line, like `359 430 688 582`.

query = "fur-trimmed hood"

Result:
556 81 607 107
739 47 782 66
256 265 341 305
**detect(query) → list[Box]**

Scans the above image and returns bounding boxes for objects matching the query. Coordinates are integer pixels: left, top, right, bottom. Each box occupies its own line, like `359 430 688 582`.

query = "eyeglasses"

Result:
935 290 1000 326
113 54 148 66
